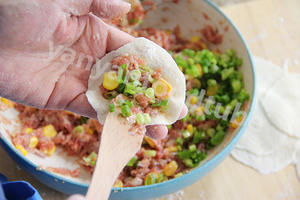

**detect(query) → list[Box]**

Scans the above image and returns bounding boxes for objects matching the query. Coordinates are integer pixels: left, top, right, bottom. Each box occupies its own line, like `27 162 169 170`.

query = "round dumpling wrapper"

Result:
261 72 300 137
86 37 186 125
235 57 287 155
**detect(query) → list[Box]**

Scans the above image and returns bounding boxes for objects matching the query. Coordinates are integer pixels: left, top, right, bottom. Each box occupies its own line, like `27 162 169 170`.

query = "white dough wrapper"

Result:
232 136 299 174
86 37 186 125
261 73 300 138
235 57 286 155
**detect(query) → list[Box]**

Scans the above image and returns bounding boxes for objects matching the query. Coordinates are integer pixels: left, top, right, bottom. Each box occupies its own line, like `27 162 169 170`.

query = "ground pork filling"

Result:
8 1 249 188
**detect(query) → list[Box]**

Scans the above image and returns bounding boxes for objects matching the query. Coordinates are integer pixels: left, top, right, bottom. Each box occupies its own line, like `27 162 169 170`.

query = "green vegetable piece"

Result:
231 79 242 93
189 144 197 152
196 115 206 121
182 49 195 57
176 137 184 146
109 103 115 112
183 158 194 168
117 83 126 93
117 66 124 84
79 116 89 124
121 104 132 117
136 113 145 125
130 70 141 81
238 89 250 103
193 130 205 144
207 79 217 87
151 99 169 111
127 156 138 167
182 130 191 138
206 128 216 137
221 67 234 80
145 88 155 98
178 150 191 160
73 125 84 137
143 113 152 124
174 172 183 178
210 130 225 146
124 83 136 95
144 150 157 157
157 173 165 183
145 172 157 185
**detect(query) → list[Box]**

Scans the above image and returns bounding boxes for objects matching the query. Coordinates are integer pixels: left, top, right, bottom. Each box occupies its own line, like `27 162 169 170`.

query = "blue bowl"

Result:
0 0 256 199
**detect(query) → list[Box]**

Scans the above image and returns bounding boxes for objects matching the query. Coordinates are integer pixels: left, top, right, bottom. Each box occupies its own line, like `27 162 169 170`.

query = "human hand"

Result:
0 0 186 139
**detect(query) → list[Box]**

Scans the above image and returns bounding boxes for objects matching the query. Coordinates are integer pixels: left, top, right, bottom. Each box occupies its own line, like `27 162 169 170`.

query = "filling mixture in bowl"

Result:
7 1 250 187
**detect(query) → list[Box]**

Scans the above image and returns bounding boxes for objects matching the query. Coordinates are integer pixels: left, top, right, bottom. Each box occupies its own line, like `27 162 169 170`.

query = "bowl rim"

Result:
0 0 257 195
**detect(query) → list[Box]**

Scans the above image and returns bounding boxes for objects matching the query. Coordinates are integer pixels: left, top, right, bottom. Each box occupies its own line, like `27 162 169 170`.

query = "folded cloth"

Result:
0 174 42 200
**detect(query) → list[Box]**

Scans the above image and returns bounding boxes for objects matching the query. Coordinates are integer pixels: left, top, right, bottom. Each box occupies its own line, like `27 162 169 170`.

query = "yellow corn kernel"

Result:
230 121 239 129
16 145 27 156
44 145 56 156
178 66 183 71
189 96 198 105
195 106 205 115
87 128 94 135
144 136 156 148
24 128 33 134
195 64 203 78
113 179 123 188
184 74 193 80
207 85 219 96
103 71 119 90
42 125 57 138
193 79 201 88
201 43 207 49
29 137 39 149
236 116 243 123
152 78 172 99
187 124 193 134
190 36 200 43
165 29 172 35
163 161 178 177
166 146 177 153
1 98 14 107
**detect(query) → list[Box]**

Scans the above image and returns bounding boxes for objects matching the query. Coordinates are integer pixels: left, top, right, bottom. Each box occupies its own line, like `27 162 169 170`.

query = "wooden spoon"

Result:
86 112 144 200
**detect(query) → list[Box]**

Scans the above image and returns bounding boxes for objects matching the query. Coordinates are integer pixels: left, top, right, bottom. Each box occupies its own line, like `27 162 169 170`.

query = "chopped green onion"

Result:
182 130 191 138
109 103 115 112
143 113 151 124
183 158 194 168
72 125 84 137
124 83 136 95
130 70 142 81
231 79 242 93
144 150 156 157
176 137 184 146
207 79 217 87
145 88 155 98
117 83 126 93
210 130 225 146
189 144 197 152
174 172 183 178
79 116 89 124
151 99 169 111
193 130 205 144
121 104 132 117
144 172 158 185
127 156 138 167
206 128 216 137
136 113 145 125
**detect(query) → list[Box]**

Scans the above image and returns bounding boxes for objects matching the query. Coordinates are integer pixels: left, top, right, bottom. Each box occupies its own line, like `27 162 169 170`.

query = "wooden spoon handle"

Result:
86 112 144 200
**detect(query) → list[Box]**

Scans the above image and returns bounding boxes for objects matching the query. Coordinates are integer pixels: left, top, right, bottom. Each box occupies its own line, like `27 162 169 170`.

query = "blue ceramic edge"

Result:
0 0 257 199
